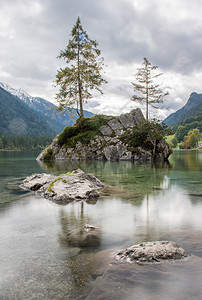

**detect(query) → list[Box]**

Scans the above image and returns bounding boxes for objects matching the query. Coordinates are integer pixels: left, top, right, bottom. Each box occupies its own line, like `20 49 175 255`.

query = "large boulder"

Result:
20 169 105 203
116 241 189 263
119 108 145 128
20 173 56 191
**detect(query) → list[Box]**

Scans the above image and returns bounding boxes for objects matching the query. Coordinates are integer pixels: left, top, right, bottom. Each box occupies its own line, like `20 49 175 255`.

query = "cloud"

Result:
0 0 202 119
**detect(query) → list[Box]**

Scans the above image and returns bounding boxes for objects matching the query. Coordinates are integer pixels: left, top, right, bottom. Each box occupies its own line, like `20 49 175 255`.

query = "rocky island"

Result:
37 109 172 162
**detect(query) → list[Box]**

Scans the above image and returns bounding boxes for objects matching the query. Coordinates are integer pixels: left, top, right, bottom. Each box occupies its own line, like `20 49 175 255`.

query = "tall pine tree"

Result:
131 58 168 120
55 17 107 117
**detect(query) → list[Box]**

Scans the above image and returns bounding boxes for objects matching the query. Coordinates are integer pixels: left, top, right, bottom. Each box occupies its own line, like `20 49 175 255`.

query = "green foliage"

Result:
57 114 109 147
171 105 202 146
131 58 168 120
120 120 171 150
57 126 78 146
175 125 186 142
55 17 107 117
171 136 178 148
43 147 54 160
181 115 202 126
182 128 201 149
175 120 202 142
165 134 178 149
165 134 175 144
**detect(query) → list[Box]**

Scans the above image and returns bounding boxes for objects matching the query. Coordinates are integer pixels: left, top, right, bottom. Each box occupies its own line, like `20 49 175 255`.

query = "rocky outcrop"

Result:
20 169 105 203
37 108 172 162
116 241 189 263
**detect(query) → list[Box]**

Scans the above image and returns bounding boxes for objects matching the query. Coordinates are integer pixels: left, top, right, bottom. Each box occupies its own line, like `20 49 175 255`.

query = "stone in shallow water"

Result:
20 173 56 191
20 169 105 203
116 241 189 263
66 224 101 247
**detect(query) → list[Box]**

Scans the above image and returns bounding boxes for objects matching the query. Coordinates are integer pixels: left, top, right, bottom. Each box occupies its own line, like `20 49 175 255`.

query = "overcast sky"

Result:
1 0 202 120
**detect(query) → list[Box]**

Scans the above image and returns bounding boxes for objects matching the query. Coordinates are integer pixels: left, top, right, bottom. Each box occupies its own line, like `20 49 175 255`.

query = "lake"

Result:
0 150 202 299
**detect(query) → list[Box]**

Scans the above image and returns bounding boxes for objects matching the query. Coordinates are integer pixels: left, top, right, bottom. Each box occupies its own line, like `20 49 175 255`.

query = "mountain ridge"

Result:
0 82 94 134
163 92 202 127
0 87 56 136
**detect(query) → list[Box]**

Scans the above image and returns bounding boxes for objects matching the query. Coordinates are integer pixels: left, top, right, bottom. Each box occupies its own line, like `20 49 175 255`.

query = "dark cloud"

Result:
0 0 202 117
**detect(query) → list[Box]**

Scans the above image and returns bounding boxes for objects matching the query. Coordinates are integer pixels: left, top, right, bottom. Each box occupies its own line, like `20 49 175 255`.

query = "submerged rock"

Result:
116 241 189 263
66 224 101 247
84 247 200 300
20 169 105 203
81 232 201 299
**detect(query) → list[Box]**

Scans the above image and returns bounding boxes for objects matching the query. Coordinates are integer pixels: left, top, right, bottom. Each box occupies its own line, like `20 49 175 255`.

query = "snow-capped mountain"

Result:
0 82 32 103
0 82 93 134
0 82 52 111
0 86 56 136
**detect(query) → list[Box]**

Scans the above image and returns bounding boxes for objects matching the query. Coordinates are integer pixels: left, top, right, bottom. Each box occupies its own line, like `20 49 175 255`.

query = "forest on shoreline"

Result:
0 134 52 150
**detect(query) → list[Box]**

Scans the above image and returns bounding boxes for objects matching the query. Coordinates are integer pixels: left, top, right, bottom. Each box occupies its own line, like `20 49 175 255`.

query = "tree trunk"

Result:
79 82 84 117
77 27 84 118
146 83 149 120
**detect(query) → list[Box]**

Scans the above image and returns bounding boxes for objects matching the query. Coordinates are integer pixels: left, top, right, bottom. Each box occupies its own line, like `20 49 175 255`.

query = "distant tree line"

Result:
174 116 202 142
170 128 201 150
169 114 202 149
0 134 52 150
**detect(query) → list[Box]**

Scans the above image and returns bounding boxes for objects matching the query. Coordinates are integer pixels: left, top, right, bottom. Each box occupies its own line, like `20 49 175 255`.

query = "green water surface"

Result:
0 150 202 299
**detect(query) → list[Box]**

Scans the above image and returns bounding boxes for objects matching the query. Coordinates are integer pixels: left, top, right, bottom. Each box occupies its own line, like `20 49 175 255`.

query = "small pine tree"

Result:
55 17 107 118
131 58 168 120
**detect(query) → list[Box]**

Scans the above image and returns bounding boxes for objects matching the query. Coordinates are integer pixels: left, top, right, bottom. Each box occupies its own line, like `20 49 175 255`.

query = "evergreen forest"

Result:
0 134 52 150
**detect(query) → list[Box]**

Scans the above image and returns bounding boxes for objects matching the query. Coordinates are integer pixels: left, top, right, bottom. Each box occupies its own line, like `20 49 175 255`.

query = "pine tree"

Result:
55 17 107 118
131 58 168 120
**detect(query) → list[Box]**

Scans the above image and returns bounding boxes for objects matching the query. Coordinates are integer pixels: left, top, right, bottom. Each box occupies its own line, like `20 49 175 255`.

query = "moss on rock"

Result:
42 147 55 160
57 114 110 147
47 172 75 193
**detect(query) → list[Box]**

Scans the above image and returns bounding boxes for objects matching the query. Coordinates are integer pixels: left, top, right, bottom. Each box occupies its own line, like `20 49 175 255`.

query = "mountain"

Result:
0 82 94 134
0 87 56 136
163 92 202 127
